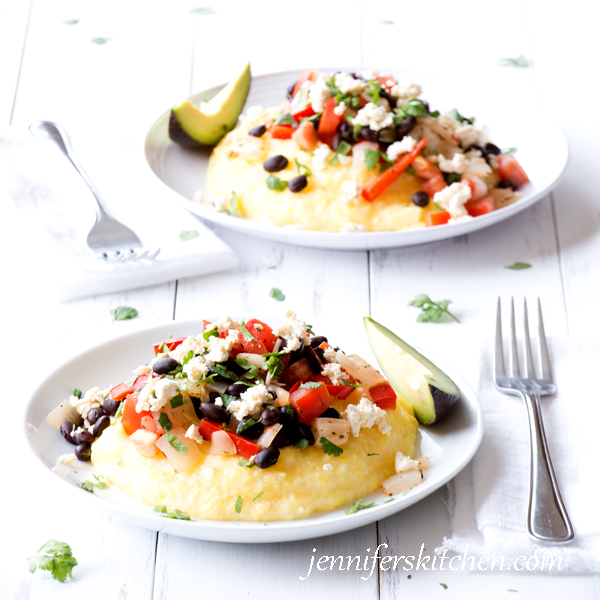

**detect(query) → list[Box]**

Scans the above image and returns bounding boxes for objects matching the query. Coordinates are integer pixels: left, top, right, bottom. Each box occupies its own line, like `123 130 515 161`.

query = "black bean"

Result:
303 348 322 373
288 175 308 193
288 338 305 363
422 100 431 114
236 417 264 440
227 383 247 397
378 128 396 144
60 422 77 445
379 88 396 108
411 191 430 207
320 407 340 419
73 428 94 444
287 81 297 100
396 115 416 140
272 422 301 448
497 179 519 191
310 336 328 348
279 405 298 422
255 446 280 469
314 347 325 362
86 406 105 425
200 402 229 423
297 423 315 445
312 115 321 131
263 155 289 173
332 130 343 151
153 357 178 375
249 125 267 138
361 127 378 142
93 415 110 438
485 142 501 156
75 443 92 462
339 122 354 143
268 390 277 402
103 398 119 416
260 407 281 426
209 391 221 403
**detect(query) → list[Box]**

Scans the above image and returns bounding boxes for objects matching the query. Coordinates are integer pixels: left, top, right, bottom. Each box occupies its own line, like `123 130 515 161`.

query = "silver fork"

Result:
29 120 160 263
494 297 574 543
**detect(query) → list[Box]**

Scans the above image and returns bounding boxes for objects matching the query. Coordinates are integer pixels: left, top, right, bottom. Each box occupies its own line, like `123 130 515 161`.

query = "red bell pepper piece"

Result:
327 385 355 401
496 154 529 187
317 98 345 148
121 392 153 436
292 105 315 122
245 319 278 352
369 382 397 409
198 420 261 460
110 374 148 402
153 337 186 356
271 124 295 139
362 139 428 201
290 384 332 425
426 210 451 226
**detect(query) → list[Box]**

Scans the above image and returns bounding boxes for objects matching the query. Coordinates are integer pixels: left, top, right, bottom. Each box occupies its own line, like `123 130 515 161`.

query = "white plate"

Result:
145 68 569 250
24 318 483 543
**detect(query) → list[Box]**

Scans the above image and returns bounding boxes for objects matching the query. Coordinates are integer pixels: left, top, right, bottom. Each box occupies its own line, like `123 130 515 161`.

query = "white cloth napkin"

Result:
0 126 237 300
438 335 600 574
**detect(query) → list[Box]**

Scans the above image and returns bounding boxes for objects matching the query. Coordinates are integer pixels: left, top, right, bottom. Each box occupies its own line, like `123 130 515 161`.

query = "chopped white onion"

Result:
417 457 430 471
381 469 423 496
155 427 203 472
181 393 201 425
273 387 290 407
311 418 351 446
210 430 237 455
335 351 386 388
130 429 159 458
206 381 229 395
46 401 82 430
257 423 282 448
236 353 265 369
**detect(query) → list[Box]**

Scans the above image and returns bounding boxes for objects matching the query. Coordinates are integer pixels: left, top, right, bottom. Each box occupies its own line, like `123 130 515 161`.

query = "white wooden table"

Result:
2 0 599 597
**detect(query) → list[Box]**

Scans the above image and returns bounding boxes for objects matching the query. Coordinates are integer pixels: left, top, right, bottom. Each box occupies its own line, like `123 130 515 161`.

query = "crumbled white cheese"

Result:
70 387 104 419
308 74 332 114
133 364 151 376
312 143 331 170
456 124 486 149
183 356 210 382
185 425 204 445
433 182 472 219
341 398 391 437
334 73 366 95
390 81 422 105
58 453 76 467
323 463 333 471
52 453 77 476
228 384 269 421
136 377 178 413
464 150 492 177
291 80 312 107
169 336 207 363
333 101 347 116
361 69 378 81
193 190 204 203
211 316 240 335
274 310 307 352
283 223 303 230
352 102 394 131
339 222 366 233
242 105 268 125
322 363 345 385
437 152 469 174
341 180 362 203
205 329 239 364
214 396 224 407
323 346 337 363
395 452 420 473
386 136 417 161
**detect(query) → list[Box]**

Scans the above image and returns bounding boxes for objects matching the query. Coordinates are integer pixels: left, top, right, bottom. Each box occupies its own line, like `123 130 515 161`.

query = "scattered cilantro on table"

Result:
505 262 531 270
440 583 448 590
153 505 191 520
28 540 78 582
502 147 518 154
110 306 138 321
380 19 394 24
345 498 375 515
269 287 286 301
63 19 79 25
91 37 111 45
498 55 529 68
320 437 343 457
179 230 199 242
408 294 459 323
190 7 215 14
235 495 243 513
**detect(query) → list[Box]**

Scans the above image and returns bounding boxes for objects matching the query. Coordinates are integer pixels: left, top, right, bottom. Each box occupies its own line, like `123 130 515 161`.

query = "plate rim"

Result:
23 317 484 543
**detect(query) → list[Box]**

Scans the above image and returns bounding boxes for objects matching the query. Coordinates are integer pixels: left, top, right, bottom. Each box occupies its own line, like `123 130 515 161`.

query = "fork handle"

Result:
523 392 574 543
29 120 113 221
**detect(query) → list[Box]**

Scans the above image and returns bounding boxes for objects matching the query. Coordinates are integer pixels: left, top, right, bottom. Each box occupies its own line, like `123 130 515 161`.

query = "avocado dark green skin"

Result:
428 385 460 424
168 111 204 148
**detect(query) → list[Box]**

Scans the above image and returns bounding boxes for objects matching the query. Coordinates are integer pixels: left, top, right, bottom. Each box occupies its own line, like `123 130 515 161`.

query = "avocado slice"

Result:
169 62 251 147
364 317 460 425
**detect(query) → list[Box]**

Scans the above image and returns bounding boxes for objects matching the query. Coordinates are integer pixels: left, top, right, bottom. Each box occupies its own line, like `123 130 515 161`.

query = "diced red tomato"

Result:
198 420 260 459
237 332 267 354
412 155 441 179
465 194 495 217
153 337 186 356
290 385 332 425
202 320 212 331
280 358 315 386
422 174 447 197
496 154 529 187
245 319 278 352
271 124 295 140
369 382 397 409
292 121 319 152
110 374 148 402
309 374 355 400
292 70 319 98
426 211 451 226
317 98 345 148
121 393 152 436
376 75 396 88
291 105 315 122
289 381 301 394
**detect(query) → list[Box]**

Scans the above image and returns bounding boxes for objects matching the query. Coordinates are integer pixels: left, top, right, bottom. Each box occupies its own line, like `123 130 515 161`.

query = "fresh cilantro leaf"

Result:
92 475 107 489
408 293 460 323
294 438 310 449
433 202 443 210
238 459 255 468
379 162 392 175
221 393 237 408
505 262 531 270
365 79 381 103
286 405 295 417
110 306 138 321
91 37 111 44
320 437 343 457
177 382 187 392
427 149 440 155
71 388 82 399
384 498 395 503
114 401 124 420
364 148 381 171
300 381 324 389
502 147 518 154
219 191 240 217
269 287 286 301
182 350 194 365
430 110 440 118
407 573 411 578
222 422 231 431
234 495 243 513
262 355 284 380
367 453 379 456
167 431 188 454
446 173 461 184
342 379 360 388
329 140 352 165
306 324 314 335
507 590 518 593
294 157 312 177
169 394 183 409
210 363 239 380
380 19 394 24
275 112 296 125
158 413 172 431
344 498 375 515
63 19 79 25
124 375 137 387
237 418 259 434
353 123 362 140
266 175 288 191
299 113 319 122
153 505 191 520
76 475 106 493
448 108 474 124
190 6 215 14
400 98 428 117
240 321 257 342
179 230 199 242
28 540 77 583
498 55 529 68
440 583 448 590
203 326 218 341
403 486 415 495
253 491 264 501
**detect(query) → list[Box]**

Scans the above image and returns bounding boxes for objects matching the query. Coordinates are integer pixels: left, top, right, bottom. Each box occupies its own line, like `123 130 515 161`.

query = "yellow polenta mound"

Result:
92 397 418 521
206 111 432 232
